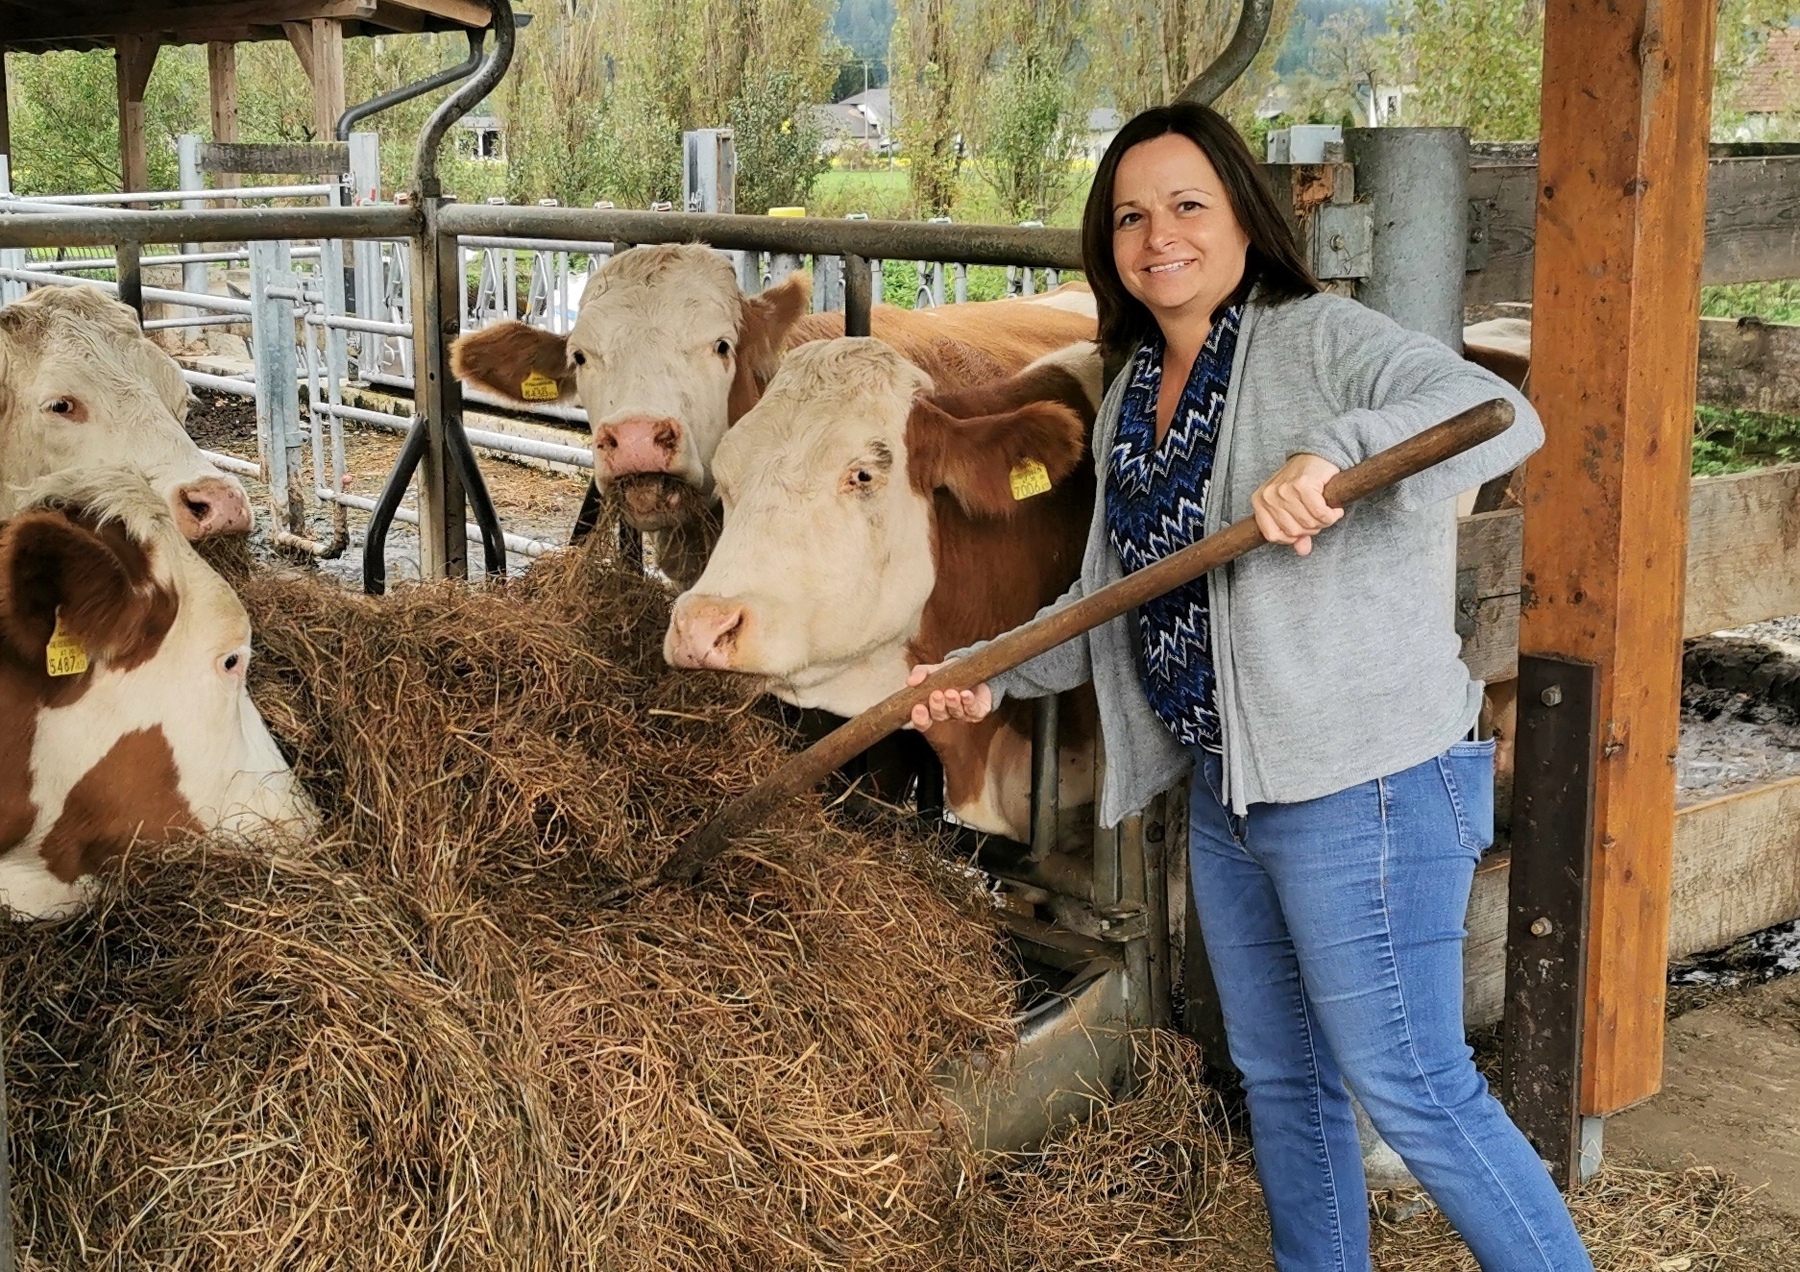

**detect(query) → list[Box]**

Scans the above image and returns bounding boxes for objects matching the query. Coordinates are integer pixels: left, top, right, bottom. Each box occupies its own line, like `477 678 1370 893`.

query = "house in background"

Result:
457 113 504 162
814 87 895 155
1083 108 1122 162
1729 27 1800 139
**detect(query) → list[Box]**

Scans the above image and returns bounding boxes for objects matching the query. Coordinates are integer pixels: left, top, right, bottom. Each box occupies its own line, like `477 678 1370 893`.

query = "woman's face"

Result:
1110 133 1252 333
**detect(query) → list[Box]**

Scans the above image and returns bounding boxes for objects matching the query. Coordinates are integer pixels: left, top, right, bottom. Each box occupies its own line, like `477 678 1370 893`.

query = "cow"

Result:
449 244 1096 584
0 466 314 919
663 337 1103 841
0 285 251 540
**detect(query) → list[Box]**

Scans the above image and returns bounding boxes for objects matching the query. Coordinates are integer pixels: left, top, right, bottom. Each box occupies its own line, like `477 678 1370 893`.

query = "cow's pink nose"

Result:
666 595 745 670
173 478 252 539
595 415 683 479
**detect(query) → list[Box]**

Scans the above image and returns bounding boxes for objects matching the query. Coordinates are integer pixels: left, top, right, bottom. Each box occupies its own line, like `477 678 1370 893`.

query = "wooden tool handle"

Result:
612 397 1514 902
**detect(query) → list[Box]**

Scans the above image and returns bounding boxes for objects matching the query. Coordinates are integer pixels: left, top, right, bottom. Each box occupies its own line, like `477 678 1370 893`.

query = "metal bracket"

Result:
1466 198 1491 273
1455 565 1479 639
1503 654 1600 1190
1311 201 1372 280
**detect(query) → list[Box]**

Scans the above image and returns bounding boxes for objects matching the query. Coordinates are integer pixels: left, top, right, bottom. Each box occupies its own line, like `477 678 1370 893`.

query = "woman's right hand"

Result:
906 662 994 731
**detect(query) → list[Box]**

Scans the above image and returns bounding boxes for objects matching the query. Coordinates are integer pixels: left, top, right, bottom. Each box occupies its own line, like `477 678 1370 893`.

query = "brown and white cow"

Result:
0 467 313 919
450 244 1095 584
665 338 1102 840
1 285 251 538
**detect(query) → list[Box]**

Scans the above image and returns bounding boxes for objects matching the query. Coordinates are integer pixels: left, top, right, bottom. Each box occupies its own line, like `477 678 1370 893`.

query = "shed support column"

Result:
1514 0 1717 1133
1 52 12 172
207 41 240 191
311 19 346 144
115 35 160 197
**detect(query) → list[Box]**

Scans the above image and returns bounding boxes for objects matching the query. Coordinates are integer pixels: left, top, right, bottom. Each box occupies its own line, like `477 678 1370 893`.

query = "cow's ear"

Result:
450 322 575 402
0 509 151 669
144 341 193 423
731 272 811 420
907 398 1088 519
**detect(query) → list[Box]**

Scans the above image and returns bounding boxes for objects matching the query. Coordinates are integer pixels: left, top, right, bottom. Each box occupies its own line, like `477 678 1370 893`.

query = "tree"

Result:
968 0 1088 221
891 0 987 215
1385 0 1541 140
729 68 830 213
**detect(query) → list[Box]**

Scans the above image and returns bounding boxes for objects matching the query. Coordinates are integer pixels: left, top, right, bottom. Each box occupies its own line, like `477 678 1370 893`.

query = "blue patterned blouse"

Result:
1105 305 1243 752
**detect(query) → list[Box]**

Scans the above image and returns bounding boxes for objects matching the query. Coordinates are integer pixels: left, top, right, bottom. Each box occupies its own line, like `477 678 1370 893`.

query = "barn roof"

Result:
1737 27 1800 116
0 0 491 55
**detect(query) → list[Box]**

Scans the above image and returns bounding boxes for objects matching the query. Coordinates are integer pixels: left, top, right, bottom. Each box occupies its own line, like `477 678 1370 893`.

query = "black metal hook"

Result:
337 30 486 142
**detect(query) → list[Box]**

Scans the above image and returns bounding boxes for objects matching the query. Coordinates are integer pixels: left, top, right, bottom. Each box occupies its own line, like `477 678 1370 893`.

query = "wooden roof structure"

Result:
0 1 491 54
0 2 495 195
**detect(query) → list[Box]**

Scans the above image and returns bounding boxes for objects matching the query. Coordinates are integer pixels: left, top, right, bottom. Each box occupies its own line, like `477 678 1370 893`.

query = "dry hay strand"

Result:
0 542 1018 1270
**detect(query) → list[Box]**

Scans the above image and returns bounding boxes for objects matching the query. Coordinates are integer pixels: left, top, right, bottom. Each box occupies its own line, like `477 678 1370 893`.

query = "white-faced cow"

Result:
665 338 1102 840
450 243 1095 584
0 467 314 919
1 285 251 539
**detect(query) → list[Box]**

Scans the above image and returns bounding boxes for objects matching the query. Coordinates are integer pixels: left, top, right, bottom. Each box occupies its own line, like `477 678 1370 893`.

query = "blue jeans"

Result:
1188 743 1593 1272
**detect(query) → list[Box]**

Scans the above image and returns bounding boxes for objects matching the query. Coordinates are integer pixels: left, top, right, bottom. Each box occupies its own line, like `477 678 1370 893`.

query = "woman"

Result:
908 104 1593 1272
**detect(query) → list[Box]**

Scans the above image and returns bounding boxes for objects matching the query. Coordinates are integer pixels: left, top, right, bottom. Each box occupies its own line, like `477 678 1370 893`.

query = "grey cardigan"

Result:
968 290 1543 821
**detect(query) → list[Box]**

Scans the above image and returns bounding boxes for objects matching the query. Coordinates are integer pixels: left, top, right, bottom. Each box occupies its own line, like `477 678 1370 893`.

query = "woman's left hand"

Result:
1252 453 1344 556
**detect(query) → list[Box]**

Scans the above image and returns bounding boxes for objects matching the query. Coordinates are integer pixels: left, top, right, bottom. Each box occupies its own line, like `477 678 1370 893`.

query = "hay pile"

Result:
0 540 1783 1270
0 542 1015 1270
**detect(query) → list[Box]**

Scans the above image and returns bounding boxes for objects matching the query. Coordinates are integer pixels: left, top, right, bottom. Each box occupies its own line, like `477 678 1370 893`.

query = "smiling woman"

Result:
907 102 1589 1272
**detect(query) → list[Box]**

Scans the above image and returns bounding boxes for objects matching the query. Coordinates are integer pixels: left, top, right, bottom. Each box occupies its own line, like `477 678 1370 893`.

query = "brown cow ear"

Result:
907 398 1088 520
730 272 811 420
450 321 575 402
0 510 144 668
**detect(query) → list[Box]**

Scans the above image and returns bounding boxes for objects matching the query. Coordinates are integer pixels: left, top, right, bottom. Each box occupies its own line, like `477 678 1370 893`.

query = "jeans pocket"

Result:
1439 738 1497 855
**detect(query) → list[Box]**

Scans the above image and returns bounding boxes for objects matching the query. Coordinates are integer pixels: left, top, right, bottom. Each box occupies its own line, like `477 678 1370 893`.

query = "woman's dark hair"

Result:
1081 102 1320 356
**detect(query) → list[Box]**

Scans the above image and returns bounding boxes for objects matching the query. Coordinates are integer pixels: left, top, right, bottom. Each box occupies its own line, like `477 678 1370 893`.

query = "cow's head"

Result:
0 467 314 919
0 286 251 540
664 339 1092 715
451 244 810 533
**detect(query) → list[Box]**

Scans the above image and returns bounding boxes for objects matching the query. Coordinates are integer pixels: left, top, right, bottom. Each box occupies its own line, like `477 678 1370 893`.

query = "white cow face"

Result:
664 339 1089 717
0 467 315 919
0 286 251 539
451 245 809 532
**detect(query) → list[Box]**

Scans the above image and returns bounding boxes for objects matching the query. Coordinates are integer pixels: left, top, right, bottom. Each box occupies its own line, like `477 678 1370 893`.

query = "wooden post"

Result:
114 34 159 197
311 19 346 142
207 41 240 191
0 52 12 171
1518 0 1718 1118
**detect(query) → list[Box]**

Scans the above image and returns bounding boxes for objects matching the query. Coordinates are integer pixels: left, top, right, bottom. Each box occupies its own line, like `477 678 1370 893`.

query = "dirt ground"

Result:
1606 976 1800 1262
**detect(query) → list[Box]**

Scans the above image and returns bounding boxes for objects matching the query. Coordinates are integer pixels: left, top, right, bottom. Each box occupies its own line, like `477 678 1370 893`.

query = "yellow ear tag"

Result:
46 613 89 677
520 369 561 401
1009 458 1053 501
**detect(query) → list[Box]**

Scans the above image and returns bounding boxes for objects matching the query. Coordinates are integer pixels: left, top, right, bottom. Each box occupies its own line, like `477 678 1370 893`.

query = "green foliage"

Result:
5 50 126 194
1713 0 1800 140
1702 281 1800 325
1693 405 1800 475
1387 0 1542 140
970 55 1082 221
729 68 831 213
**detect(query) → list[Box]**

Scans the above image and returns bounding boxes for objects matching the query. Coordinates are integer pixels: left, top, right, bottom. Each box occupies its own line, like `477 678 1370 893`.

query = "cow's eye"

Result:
46 396 84 420
854 469 873 486
714 338 732 359
571 350 587 366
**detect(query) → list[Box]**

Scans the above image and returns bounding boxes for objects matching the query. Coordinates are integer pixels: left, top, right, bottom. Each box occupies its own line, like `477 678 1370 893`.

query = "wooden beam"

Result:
1465 775 1800 1026
200 141 349 175
2 1 377 45
1521 0 1717 1117
283 22 314 82
310 18 345 143
114 34 160 197
382 0 492 25
207 41 240 192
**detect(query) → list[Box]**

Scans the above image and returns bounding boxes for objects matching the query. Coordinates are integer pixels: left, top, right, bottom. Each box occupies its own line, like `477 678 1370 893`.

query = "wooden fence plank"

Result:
1466 775 1800 1026
1455 464 1800 678
1685 464 1800 636
1697 317 1800 416
199 141 348 176
1467 154 1800 306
